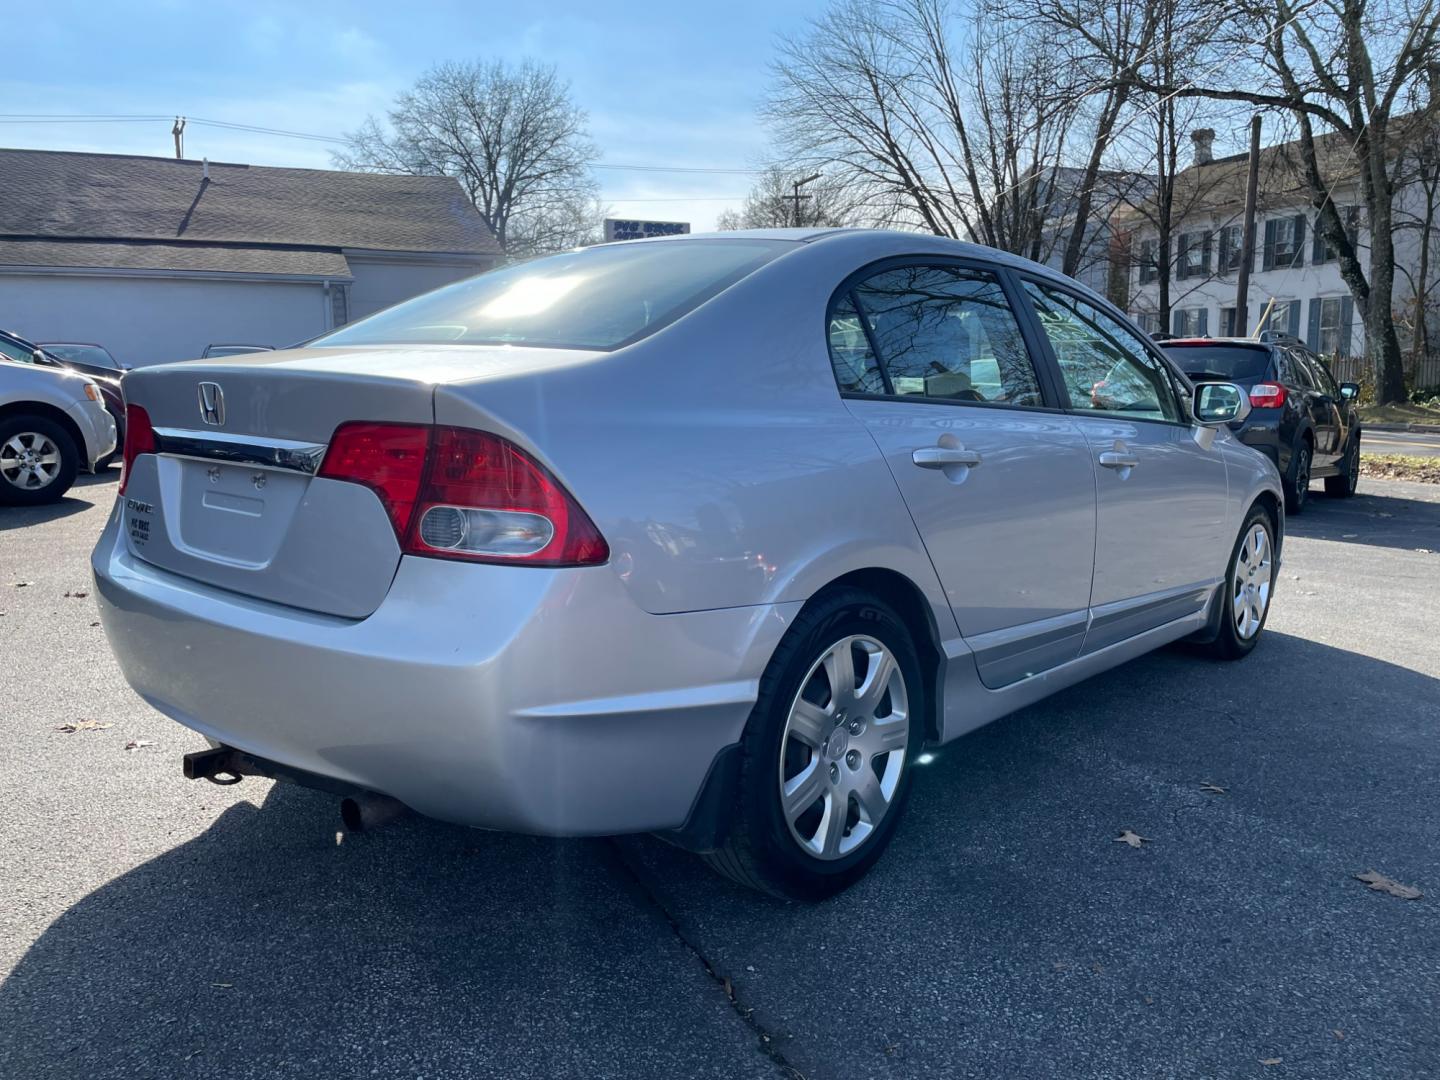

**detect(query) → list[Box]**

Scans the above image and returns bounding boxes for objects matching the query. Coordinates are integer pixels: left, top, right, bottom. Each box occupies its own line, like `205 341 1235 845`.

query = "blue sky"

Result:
3 0 825 229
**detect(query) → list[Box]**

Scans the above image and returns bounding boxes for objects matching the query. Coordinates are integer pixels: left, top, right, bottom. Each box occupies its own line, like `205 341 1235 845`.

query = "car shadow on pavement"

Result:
1286 487 1440 552
0 786 769 1080
0 472 117 532
2 634 1437 1080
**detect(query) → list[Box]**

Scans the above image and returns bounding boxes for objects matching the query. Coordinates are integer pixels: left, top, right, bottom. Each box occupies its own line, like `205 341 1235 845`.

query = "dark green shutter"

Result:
1339 297 1353 356
1172 309 1183 334
1307 299 1321 349
1263 219 1277 270
1288 301 1302 338
1291 214 1306 266
1312 216 1327 263
1198 308 1209 335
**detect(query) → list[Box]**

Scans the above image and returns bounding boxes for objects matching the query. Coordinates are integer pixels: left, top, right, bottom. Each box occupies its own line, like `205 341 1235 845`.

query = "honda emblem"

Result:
197 382 225 426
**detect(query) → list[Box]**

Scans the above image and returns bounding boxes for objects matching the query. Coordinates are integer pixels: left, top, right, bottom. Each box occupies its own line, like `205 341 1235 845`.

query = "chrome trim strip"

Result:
152 427 328 475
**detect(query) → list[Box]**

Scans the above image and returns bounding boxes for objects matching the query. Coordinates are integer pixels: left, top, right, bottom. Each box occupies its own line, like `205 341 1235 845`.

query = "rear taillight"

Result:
1248 382 1287 409
118 403 155 495
317 422 430 535
319 423 608 567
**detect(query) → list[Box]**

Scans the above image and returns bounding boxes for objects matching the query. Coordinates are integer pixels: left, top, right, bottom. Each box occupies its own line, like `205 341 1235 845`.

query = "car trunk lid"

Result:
117 345 596 618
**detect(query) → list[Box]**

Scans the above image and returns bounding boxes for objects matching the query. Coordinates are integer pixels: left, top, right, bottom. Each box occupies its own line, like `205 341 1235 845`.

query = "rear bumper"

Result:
91 503 800 835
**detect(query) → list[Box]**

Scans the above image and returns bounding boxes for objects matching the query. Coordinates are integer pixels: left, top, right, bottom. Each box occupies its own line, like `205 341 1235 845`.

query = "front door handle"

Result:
912 447 983 469
1098 451 1139 470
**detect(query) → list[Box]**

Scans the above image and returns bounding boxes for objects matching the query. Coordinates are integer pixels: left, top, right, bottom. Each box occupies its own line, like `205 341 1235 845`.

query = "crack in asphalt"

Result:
605 841 807 1080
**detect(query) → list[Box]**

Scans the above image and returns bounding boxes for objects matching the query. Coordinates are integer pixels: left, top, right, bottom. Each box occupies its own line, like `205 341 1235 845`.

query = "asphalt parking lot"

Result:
2 472 1438 1079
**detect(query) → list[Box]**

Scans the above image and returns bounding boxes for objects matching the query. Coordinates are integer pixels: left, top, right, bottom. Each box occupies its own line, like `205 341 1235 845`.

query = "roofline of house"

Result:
0 265 354 284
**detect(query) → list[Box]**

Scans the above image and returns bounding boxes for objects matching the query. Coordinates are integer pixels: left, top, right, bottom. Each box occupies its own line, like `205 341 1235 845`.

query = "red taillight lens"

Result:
317 422 430 535
1248 382 1288 409
318 423 608 567
118 403 156 495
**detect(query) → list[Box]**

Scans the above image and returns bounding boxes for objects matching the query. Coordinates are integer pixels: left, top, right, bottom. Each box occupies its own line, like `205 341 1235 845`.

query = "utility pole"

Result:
1235 113 1261 336
782 173 822 227
172 117 186 160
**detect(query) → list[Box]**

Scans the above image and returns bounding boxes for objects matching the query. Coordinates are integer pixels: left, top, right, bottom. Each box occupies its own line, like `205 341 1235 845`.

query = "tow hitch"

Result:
181 746 411 831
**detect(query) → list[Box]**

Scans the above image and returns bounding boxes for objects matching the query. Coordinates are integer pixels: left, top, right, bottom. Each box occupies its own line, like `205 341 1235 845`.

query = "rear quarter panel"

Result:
432 238 957 635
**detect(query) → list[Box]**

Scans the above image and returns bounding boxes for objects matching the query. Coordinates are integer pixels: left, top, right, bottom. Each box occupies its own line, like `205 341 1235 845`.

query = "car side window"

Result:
1287 349 1318 391
1020 280 1181 422
1305 352 1340 397
826 295 886 395
0 338 32 363
848 264 1043 406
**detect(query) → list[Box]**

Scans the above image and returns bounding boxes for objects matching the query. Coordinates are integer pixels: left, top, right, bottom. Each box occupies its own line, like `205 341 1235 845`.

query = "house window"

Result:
1133 312 1161 335
1218 225 1245 273
1176 231 1211 280
1220 307 1238 336
1261 300 1301 338
1138 238 1161 284
1309 295 1354 356
1263 214 1306 270
1312 206 1361 263
1173 307 1207 337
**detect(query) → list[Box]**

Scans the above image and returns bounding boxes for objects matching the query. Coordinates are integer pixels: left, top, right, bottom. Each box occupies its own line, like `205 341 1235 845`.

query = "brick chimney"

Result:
1191 129 1216 166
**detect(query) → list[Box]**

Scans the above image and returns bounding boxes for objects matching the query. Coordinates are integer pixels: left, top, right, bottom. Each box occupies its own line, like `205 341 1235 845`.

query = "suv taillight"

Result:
118 403 156 495
319 423 608 567
1249 382 1288 408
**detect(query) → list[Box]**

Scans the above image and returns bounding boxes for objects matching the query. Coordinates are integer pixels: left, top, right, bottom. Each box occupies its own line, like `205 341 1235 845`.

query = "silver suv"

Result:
93 230 1280 899
0 355 116 504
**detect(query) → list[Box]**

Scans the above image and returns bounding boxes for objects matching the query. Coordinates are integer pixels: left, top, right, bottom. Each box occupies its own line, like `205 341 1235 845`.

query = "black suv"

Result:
1160 333 1361 513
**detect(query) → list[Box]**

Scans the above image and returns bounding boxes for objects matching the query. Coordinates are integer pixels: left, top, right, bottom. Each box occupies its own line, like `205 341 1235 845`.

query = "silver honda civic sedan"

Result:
93 229 1281 900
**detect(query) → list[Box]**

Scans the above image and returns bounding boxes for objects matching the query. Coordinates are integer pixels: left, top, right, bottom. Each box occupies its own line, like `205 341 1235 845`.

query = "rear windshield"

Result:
1162 344 1272 381
313 239 792 352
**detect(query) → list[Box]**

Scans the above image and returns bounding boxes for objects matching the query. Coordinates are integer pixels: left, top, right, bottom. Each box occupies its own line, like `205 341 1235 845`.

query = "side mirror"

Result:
1194 382 1252 426
31 349 57 367
1340 382 1359 400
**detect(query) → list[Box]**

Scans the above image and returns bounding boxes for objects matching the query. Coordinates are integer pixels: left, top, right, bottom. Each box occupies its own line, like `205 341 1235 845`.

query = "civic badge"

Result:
197 382 225 426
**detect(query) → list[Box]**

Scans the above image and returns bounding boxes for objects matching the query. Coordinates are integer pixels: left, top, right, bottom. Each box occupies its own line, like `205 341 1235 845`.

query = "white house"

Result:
0 148 503 366
1122 129 1368 359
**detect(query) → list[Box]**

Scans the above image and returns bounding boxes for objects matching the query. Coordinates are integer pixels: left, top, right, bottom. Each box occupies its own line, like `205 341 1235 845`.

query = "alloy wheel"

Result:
1232 522 1273 640
0 432 62 491
778 635 909 861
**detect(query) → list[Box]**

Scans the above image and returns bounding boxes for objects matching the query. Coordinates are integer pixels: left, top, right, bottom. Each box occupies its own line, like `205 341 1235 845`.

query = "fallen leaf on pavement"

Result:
63 590 89 598
1353 870 1422 900
1259 1058 1282 1066
56 720 113 733
90 621 100 627
1200 782 1227 795
1114 830 1149 848
124 740 155 751
14 582 30 588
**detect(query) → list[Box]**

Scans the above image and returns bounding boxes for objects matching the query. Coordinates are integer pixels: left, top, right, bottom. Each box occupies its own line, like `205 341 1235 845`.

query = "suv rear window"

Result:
1161 344 1272 381
313 239 791 352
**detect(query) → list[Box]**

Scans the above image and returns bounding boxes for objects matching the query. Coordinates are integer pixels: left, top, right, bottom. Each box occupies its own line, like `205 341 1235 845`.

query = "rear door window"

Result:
845 264 1043 407
827 296 886 395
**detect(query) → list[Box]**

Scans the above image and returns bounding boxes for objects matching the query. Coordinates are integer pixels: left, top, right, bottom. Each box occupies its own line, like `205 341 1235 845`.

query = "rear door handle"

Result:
1098 451 1139 470
912 447 983 469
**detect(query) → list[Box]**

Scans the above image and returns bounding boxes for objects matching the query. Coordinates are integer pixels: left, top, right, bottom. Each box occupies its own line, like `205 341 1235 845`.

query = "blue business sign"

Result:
604 219 691 241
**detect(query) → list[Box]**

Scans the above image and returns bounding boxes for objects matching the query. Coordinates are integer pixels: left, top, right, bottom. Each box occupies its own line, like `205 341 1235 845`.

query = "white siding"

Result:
346 257 487 321
0 274 328 366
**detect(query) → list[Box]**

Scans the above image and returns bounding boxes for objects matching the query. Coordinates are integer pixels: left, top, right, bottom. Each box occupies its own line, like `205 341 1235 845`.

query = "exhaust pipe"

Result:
340 792 410 833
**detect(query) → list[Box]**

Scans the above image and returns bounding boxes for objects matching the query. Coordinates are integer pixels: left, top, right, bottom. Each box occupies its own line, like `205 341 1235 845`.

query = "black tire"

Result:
1324 433 1360 498
1284 440 1311 514
703 588 925 901
0 415 79 506
1200 504 1276 661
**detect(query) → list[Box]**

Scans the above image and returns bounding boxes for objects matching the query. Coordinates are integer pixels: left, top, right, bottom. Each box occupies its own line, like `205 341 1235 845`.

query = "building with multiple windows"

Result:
1120 129 1377 357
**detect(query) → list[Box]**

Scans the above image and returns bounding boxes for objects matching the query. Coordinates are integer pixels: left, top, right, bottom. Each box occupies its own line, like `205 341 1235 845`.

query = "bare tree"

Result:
716 166 863 229
1122 0 1440 403
765 0 1119 263
333 60 602 257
